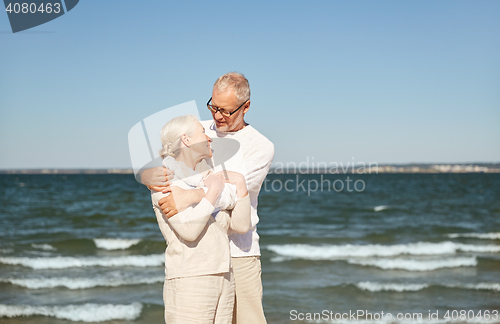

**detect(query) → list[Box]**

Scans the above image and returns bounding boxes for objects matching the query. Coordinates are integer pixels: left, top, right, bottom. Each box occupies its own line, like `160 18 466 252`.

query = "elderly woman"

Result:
151 115 251 324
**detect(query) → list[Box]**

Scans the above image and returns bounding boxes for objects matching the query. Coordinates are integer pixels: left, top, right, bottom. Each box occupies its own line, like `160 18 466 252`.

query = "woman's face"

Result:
188 121 212 158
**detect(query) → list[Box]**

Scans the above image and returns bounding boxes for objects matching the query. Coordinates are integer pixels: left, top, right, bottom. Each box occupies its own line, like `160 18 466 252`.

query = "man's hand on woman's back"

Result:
141 167 174 193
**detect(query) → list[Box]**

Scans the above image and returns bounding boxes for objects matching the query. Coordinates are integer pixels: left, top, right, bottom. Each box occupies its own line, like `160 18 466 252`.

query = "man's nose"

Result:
214 110 224 120
206 135 212 142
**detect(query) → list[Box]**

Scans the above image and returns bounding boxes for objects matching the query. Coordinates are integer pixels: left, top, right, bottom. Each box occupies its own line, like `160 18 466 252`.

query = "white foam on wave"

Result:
356 281 429 292
0 254 164 269
448 232 500 240
347 257 477 271
0 275 164 290
452 282 500 292
93 238 141 250
0 249 13 254
374 205 389 212
0 303 142 322
266 241 500 260
31 244 56 251
355 281 500 292
269 256 293 263
455 243 500 253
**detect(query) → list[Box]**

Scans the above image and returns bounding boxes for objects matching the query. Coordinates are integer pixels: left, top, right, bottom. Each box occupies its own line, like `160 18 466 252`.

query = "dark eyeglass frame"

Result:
206 97 248 117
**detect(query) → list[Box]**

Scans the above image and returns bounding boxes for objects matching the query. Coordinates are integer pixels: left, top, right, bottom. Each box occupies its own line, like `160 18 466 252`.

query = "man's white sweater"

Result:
201 120 274 258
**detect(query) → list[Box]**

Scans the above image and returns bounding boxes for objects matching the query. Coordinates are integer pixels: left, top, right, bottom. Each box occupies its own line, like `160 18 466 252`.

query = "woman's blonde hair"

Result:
159 115 198 158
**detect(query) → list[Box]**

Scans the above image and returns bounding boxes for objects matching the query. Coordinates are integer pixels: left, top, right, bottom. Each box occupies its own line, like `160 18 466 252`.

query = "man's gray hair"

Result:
213 72 250 103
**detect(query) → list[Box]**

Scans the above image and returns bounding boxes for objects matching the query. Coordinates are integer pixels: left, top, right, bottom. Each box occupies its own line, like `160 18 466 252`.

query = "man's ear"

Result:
180 134 190 147
243 100 250 114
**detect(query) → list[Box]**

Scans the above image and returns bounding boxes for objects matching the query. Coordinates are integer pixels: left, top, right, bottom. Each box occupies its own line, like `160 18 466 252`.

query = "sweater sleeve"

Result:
244 141 275 194
151 191 215 242
227 194 251 234
213 183 237 210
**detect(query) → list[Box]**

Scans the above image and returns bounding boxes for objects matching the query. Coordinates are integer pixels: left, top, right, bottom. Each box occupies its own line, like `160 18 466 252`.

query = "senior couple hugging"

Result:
141 72 274 324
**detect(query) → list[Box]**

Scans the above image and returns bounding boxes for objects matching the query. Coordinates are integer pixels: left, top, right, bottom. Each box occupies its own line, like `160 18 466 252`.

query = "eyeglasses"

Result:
206 97 248 118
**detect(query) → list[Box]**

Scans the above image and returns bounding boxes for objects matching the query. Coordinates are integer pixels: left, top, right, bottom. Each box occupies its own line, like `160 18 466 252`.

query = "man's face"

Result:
210 89 248 132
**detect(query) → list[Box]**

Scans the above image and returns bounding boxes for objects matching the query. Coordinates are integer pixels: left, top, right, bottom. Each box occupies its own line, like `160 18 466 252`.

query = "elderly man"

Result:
144 72 274 324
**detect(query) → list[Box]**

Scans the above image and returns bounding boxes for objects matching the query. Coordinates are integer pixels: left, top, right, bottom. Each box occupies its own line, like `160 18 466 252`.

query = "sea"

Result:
0 173 499 324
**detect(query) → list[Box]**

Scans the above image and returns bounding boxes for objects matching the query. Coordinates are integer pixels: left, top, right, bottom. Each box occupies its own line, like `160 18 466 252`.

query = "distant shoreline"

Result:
1 163 499 174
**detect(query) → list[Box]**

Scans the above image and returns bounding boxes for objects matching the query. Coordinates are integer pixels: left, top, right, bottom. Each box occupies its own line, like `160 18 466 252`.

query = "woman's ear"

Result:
180 134 190 147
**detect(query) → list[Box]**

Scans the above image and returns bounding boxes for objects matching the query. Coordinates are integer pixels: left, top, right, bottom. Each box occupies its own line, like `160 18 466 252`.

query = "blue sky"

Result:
1 0 499 169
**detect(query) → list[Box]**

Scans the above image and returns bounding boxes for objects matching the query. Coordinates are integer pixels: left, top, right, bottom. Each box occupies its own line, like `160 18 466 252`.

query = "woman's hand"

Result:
216 171 248 198
203 173 225 205
158 186 196 218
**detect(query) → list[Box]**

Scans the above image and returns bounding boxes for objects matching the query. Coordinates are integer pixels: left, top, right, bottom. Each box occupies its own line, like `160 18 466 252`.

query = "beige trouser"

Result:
232 256 267 324
164 271 235 324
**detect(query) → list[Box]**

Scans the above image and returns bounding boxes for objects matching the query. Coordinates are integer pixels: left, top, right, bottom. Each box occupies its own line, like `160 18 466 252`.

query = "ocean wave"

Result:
355 281 500 292
455 243 500 253
31 244 56 251
266 242 499 260
374 205 389 212
0 275 164 289
0 303 142 322
448 232 500 240
93 238 141 250
452 282 500 292
347 257 477 271
270 256 293 263
356 282 429 292
0 254 164 269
